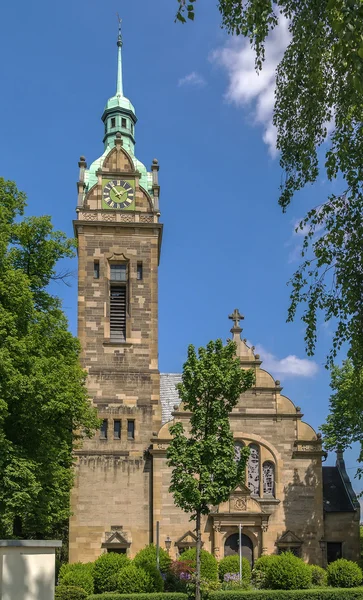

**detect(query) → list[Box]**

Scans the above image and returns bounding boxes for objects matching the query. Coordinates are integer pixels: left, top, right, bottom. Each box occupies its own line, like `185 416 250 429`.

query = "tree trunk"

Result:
195 510 201 600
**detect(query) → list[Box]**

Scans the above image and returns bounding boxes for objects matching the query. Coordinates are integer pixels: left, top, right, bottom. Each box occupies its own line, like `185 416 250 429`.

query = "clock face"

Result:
103 179 135 209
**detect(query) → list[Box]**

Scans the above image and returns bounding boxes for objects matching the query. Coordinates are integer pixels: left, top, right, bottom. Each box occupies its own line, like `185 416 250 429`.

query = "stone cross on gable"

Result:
229 309 244 331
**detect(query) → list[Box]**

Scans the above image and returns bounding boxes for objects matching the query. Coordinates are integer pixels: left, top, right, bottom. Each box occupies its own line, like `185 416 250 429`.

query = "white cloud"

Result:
178 72 206 87
255 343 319 378
211 17 290 156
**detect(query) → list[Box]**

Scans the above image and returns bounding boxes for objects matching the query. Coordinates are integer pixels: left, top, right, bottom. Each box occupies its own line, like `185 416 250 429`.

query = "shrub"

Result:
310 565 327 587
134 543 172 574
93 551 130 593
164 559 194 592
142 564 164 592
59 561 94 581
218 556 251 584
251 555 279 589
263 552 312 590
55 586 88 600
115 564 153 594
58 563 94 595
179 548 218 582
327 558 363 588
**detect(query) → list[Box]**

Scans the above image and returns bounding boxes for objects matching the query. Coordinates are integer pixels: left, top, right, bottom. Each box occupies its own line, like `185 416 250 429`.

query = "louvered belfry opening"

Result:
110 264 127 342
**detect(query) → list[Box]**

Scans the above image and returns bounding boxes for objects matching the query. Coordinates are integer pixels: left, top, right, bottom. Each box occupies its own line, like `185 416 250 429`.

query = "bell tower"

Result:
70 20 162 562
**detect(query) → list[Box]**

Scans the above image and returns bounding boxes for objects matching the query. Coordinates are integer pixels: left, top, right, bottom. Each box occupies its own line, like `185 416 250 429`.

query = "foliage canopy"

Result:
0 178 99 539
175 0 363 371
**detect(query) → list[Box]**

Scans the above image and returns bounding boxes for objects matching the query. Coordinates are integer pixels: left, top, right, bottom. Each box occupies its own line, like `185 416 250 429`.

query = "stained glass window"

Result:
234 442 245 462
263 461 275 496
248 444 260 495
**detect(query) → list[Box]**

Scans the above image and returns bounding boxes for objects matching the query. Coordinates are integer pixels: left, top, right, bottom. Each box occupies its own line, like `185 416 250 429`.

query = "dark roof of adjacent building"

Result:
322 466 356 512
160 373 182 424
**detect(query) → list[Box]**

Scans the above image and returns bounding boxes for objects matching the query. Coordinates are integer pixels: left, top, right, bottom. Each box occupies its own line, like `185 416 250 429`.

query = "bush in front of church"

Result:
310 564 327 587
251 555 279 589
179 548 218 582
58 562 94 595
218 555 251 584
93 551 130 593
55 586 88 600
134 543 172 574
261 552 312 590
115 564 155 593
327 558 363 588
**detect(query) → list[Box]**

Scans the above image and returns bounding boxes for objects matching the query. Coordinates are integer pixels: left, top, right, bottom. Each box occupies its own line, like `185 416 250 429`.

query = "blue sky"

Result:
1 1 359 490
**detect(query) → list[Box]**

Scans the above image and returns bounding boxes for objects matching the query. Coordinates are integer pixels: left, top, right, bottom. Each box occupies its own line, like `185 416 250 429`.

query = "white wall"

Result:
0 541 61 600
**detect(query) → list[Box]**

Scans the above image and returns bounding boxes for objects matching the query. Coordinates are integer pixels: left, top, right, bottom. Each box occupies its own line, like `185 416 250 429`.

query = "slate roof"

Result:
160 373 182 424
322 466 355 512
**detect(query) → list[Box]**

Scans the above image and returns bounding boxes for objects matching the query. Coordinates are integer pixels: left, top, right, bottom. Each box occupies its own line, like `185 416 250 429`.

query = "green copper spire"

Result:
116 15 123 96
86 18 152 195
101 18 137 156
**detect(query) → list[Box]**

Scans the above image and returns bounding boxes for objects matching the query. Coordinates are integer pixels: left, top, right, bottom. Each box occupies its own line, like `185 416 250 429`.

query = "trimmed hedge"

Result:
208 589 363 599
93 552 130 593
54 586 88 600
134 544 172 574
219 556 251 584
88 590 363 600
88 594 188 600
178 548 218 582
327 559 363 588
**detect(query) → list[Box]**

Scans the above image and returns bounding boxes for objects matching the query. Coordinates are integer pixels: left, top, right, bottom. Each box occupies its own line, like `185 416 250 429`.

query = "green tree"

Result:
0 177 99 539
175 0 363 372
167 339 254 600
321 360 363 474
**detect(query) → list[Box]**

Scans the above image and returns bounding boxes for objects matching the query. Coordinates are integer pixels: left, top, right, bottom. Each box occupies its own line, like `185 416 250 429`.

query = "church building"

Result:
70 24 360 567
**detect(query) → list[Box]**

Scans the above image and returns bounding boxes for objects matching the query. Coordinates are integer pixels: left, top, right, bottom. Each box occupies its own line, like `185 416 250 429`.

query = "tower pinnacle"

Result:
116 14 123 96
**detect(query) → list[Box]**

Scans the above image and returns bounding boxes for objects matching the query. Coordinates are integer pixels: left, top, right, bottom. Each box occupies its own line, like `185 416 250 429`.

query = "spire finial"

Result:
116 13 123 96
228 308 244 333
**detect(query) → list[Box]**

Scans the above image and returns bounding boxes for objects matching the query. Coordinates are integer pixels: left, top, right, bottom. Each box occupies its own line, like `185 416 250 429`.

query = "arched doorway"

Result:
224 532 254 565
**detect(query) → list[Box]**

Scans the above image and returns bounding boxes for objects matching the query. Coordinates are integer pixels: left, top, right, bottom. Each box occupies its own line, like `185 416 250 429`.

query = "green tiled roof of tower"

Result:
84 17 151 195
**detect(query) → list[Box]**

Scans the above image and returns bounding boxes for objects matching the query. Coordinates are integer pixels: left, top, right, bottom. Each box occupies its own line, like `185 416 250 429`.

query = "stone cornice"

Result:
171 411 303 420
74 449 130 456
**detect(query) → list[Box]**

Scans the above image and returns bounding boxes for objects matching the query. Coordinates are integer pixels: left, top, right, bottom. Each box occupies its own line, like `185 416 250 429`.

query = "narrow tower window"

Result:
127 420 135 440
248 444 260 496
114 420 121 439
111 117 116 128
122 117 127 128
110 263 127 342
131 123 134 135
263 461 275 497
137 262 143 281
100 419 108 439
110 264 127 281
94 260 100 279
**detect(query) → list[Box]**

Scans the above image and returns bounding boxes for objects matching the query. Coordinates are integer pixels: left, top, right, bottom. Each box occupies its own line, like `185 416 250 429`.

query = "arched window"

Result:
263 461 275 497
234 441 245 462
248 444 260 495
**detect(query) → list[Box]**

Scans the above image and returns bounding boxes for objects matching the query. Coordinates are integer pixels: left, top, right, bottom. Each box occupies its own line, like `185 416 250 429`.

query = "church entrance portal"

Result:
224 533 253 565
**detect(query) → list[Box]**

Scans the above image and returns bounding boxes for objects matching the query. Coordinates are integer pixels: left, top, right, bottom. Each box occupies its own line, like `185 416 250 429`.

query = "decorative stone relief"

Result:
120 214 134 222
234 497 247 511
103 213 116 222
